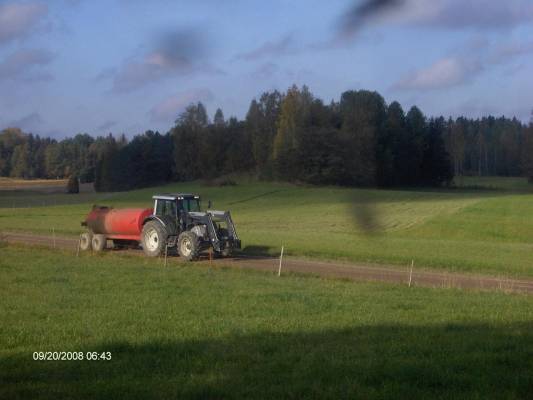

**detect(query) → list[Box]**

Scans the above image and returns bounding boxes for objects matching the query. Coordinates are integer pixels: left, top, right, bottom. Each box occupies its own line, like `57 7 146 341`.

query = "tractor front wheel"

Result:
177 231 200 261
141 221 167 257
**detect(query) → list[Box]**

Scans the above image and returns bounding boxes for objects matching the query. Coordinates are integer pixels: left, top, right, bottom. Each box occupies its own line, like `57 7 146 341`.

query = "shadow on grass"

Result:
240 245 276 257
2 322 532 399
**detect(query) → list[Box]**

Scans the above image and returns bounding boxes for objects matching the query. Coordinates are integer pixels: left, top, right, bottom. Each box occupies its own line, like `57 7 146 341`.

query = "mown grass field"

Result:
1 245 532 399
0 177 67 189
1 176 533 276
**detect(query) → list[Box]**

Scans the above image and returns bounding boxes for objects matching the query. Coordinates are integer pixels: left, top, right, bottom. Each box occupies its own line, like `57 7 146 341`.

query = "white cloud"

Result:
393 57 481 90
235 33 296 61
491 41 533 64
0 2 48 44
149 89 214 122
0 48 54 81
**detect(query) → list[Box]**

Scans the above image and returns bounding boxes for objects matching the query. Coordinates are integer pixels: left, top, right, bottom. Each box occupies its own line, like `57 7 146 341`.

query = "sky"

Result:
1 0 532 138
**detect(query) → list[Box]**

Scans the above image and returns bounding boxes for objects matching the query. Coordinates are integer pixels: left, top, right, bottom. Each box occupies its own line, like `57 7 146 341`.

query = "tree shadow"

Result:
240 245 276 257
2 322 532 399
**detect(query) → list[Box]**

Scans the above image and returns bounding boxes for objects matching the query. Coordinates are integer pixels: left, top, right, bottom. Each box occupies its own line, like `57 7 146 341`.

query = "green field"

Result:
1 245 532 399
1 176 533 277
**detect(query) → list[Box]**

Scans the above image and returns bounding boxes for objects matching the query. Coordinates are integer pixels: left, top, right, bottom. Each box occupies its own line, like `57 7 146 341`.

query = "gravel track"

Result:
3 231 532 294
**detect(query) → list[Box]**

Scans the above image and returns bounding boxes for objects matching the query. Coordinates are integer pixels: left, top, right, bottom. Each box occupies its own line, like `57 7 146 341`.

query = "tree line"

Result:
1 85 532 191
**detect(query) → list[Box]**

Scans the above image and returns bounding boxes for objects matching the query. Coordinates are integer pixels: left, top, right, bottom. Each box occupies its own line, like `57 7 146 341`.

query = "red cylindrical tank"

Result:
85 206 153 240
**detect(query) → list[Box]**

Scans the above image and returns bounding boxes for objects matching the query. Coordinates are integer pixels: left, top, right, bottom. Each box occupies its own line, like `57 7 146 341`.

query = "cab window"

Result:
155 200 177 217
182 199 200 212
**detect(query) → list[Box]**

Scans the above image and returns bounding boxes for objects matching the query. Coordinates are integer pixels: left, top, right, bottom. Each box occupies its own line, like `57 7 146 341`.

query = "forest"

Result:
1 85 532 191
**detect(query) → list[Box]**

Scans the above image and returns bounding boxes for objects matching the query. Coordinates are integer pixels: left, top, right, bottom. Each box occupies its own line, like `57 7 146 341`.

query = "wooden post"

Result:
52 227 56 249
408 259 414 288
278 245 284 277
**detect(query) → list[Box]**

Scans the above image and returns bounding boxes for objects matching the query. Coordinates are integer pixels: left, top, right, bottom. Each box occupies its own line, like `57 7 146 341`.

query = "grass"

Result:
2 176 533 277
1 245 532 399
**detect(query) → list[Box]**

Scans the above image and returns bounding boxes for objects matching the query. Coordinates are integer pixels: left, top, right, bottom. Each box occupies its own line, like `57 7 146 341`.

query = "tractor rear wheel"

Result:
141 221 167 257
91 234 107 251
177 231 200 261
80 232 92 251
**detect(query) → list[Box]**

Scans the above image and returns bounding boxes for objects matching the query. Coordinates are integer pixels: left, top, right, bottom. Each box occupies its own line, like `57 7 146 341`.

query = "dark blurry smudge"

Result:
349 192 383 234
108 27 215 92
338 0 406 38
148 28 209 68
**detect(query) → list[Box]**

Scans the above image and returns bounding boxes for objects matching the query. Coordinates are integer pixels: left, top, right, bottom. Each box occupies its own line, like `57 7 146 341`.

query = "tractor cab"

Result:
152 193 200 227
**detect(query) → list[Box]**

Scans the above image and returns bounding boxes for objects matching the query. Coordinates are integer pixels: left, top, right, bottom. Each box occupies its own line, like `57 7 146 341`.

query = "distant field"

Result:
1 245 532 399
1 176 533 277
0 177 68 190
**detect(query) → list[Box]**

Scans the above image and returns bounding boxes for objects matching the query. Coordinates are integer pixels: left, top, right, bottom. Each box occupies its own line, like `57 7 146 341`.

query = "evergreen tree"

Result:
340 90 387 186
214 108 225 127
172 102 209 181
421 118 453 186
377 101 405 187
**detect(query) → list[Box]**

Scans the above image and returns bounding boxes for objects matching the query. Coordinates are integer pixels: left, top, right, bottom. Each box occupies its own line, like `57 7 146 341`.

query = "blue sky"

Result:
1 0 532 138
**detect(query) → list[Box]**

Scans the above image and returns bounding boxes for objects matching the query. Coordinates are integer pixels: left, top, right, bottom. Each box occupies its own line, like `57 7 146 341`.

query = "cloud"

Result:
490 41 533 64
416 0 533 30
106 27 218 92
96 120 117 132
149 88 214 122
393 57 482 90
235 33 296 61
0 48 54 81
336 0 533 39
8 112 43 131
0 2 48 44
251 62 280 79
393 35 533 91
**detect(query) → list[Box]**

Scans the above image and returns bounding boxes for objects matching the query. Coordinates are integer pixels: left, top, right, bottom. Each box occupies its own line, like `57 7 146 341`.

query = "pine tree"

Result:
340 90 386 186
214 108 225 127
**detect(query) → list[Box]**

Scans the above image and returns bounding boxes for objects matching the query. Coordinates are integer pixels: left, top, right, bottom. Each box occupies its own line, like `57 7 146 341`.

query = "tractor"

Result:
80 193 240 261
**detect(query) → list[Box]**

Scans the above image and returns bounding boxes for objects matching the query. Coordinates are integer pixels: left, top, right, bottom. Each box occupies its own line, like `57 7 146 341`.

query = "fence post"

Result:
278 245 284 277
408 259 414 288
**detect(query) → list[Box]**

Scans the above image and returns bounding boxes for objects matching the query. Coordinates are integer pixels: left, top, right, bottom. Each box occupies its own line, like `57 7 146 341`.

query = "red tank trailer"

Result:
82 206 152 245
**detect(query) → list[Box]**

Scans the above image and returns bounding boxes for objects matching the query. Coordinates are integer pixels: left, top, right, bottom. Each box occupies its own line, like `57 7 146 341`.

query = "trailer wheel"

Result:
141 221 167 257
177 231 200 261
91 234 107 252
80 232 92 251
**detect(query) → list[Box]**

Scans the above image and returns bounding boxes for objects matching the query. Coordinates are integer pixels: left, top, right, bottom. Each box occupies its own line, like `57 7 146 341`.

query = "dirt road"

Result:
3 231 533 294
